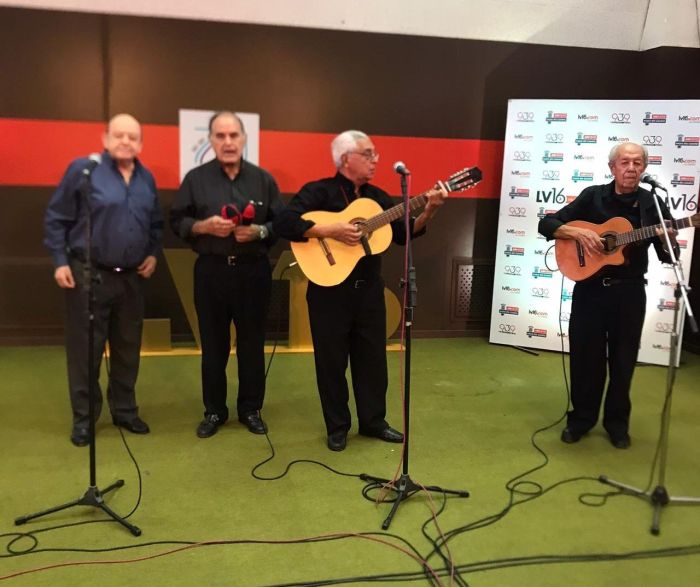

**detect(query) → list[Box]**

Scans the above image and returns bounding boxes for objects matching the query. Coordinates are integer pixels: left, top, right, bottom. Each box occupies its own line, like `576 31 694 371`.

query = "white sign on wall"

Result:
489 99 698 366
178 109 260 181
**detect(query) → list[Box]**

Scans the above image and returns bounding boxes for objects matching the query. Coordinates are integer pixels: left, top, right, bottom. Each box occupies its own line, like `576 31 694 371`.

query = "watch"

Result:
258 224 269 240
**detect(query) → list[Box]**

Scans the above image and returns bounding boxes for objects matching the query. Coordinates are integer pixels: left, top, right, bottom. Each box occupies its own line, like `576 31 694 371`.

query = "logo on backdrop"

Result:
513 151 531 161
673 157 697 166
532 266 553 279
675 134 700 148
508 206 527 217
545 133 564 144
546 111 567 124
608 135 630 143
504 245 525 257
670 174 695 187
498 324 517 335
531 287 549 298
678 115 700 122
643 135 663 146
663 193 697 212
657 298 678 312
561 289 573 301
537 207 557 218
542 151 564 163
610 113 631 124
504 265 522 276
499 304 520 316
572 170 594 182
509 187 530 199
648 155 663 165
516 112 535 122
502 285 521 294
542 170 560 181
514 133 534 141
578 114 599 121
575 133 597 145
526 326 547 338
643 112 668 125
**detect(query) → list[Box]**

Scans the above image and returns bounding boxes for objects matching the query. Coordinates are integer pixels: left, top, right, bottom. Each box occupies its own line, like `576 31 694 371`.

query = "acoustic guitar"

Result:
291 167 482 286
555 214 699 281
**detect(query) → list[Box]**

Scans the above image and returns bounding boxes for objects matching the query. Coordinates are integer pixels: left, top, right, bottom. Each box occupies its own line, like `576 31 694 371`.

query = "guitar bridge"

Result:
318 238 336 266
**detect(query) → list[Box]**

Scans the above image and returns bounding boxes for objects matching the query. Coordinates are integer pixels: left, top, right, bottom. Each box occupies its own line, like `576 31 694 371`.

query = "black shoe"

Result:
560 428 583 444
610 433 631 449
112 416 150 434
70 427 90 447
196 414 226 438
327 432 347 451
359 426 404 443
239 413 267 434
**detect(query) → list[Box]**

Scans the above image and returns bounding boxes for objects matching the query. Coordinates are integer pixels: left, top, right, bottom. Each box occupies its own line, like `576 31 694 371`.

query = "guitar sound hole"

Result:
601 233 618 254
352 219 370 238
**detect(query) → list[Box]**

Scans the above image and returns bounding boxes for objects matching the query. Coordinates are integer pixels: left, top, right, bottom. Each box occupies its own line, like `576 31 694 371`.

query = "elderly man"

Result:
44 113 163 446
170 111 283 438
274 130 446 451
539 142 678 449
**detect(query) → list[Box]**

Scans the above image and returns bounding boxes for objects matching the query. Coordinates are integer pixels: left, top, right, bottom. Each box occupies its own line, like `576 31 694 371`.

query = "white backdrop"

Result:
489 99 699 366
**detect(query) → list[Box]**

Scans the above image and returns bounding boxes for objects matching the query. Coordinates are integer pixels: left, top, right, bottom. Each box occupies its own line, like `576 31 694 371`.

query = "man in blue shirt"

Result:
44 113 163 446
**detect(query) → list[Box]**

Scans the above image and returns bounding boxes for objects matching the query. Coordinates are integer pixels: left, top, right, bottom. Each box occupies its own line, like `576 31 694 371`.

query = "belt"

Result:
96 263 137 274
201 254 266 266
70 253 137 274
583 277 647 287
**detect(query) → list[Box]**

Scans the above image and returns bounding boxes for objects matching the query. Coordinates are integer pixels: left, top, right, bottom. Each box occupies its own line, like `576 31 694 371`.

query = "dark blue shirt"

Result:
44 151 163 268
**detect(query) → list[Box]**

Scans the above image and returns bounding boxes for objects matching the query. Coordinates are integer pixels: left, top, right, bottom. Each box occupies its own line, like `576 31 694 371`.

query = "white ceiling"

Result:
2 0 699 51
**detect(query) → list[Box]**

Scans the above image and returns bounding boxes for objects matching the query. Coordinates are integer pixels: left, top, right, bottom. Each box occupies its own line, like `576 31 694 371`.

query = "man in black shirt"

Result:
539 142 677 449
274 130 446 451
170 111 284 438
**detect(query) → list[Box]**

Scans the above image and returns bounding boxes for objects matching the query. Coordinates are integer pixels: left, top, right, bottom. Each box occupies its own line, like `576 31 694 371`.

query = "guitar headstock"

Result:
444 167 483 193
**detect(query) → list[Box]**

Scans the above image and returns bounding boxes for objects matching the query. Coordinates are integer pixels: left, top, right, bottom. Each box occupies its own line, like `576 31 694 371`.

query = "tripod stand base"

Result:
361 473 469 530
599 475 700 536
15 480 141 536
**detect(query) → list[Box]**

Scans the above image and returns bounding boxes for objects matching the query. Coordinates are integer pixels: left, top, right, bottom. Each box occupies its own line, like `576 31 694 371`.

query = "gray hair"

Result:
608 142 648 166
208 111 246 135
331 130 369 168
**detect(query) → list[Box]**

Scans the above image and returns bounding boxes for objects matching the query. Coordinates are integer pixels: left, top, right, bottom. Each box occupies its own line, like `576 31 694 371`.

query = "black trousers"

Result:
307 277 389 436
194 255 271 420
568 280 646 437
65 260 144 428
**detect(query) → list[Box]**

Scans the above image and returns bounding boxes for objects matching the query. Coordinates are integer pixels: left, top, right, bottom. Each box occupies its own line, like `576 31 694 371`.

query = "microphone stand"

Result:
361 171 469 530
599 182 699 535
15 162 141 536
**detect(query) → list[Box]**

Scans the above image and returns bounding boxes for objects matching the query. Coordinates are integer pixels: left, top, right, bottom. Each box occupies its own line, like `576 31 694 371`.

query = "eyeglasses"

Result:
347 150 380 162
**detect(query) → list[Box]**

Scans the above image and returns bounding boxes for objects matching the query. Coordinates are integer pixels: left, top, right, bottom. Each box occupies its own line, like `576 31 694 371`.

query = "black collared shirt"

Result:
44 151 163 268
170 158 283 256
274 172 425 280
538 181 675 278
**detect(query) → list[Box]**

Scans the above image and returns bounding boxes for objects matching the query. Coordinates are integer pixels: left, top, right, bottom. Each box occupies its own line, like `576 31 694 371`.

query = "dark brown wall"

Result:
1 7 699 348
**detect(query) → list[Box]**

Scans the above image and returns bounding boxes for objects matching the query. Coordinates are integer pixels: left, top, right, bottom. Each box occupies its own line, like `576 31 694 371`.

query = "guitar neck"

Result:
364 194 429 233
617 216 693 245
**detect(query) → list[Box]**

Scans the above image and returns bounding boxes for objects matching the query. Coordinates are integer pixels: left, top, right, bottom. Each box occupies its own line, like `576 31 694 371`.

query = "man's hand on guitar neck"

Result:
553 224 604 257
306 222 363 245
414 181 448 233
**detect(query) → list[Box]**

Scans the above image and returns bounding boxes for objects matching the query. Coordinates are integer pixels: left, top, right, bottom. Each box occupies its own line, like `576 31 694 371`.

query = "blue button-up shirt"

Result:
44 151 163 268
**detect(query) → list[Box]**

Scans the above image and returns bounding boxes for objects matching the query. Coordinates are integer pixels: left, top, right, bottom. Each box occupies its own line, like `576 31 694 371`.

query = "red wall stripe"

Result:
0 119 503 198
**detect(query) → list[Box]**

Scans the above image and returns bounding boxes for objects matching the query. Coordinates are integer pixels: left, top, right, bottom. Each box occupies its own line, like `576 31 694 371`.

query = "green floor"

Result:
1 339 699 586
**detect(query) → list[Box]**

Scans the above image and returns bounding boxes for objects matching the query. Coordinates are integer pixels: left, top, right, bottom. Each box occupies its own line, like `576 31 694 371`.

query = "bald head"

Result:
103 113 143 165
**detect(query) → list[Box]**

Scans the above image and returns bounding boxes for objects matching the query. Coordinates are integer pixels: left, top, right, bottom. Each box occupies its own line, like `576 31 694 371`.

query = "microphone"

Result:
639 172 667 191
241 202 256 226
393 161 411 175
82 153 102 176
